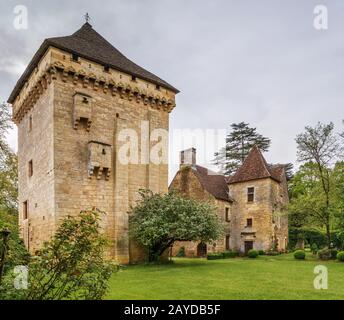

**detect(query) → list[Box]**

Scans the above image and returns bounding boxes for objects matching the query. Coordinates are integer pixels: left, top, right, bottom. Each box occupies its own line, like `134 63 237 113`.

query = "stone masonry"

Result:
170 147 289 256
9 23 178 264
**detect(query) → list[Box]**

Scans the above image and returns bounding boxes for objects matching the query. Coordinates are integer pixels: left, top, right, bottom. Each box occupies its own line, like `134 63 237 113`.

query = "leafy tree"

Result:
27 209 116 300
292 122 343 247
0 103 18 213
333 161 344 249
130 190 223 262
214 122 271 175
0 209 117 300
0 210 30 273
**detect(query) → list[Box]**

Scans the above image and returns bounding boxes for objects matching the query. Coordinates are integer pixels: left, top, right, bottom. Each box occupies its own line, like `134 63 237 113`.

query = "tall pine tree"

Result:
214 122 271 175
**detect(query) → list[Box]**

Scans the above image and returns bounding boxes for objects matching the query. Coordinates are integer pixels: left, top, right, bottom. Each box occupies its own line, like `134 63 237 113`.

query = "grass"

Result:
106 253 344 300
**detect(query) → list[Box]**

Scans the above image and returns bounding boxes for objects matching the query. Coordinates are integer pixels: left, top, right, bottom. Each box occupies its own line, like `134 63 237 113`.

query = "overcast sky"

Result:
1 0 343 180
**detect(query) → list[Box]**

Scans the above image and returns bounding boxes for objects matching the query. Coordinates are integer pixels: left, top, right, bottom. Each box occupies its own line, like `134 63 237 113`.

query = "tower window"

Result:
225 208 230 222
247 187 255 202
29 115 33 132
225 235 230 250
247 218 253 227
28 160 33 177
72 53 79 62
23 201 28 220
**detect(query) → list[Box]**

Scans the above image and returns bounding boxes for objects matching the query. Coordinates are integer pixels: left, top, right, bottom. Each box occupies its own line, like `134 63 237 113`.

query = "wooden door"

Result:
244 241 253 254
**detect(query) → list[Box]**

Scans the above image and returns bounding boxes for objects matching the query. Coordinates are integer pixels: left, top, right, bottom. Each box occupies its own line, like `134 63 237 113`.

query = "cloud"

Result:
0 58 26 76
0 0 343 181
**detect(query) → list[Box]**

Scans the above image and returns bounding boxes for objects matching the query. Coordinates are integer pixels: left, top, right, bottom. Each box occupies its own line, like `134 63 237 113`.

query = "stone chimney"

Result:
180 148 196 168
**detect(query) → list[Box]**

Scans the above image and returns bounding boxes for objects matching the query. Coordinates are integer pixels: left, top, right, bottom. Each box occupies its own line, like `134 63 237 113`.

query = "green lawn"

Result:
106 253 344 300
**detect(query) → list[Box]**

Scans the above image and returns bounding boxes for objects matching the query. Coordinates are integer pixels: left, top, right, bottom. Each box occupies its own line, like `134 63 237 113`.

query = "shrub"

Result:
337 251 344 262
318 248 331 261
26 210 117 300
294 250 306 260
311 243 318 255
248 249 258 258
176 247 185 257
207 253 223 260
222 250 238 258
258 250 265 255
330 249 338 260
266 250 280 256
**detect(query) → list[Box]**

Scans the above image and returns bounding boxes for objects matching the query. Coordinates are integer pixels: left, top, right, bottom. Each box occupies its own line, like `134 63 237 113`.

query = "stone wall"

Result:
169 166 231 257
17 84 56 253
229 177 288 253
14 46 176 263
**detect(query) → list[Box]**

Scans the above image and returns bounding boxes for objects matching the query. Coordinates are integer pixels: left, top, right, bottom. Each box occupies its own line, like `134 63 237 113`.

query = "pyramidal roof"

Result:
228 146 284 184
8 22 178 103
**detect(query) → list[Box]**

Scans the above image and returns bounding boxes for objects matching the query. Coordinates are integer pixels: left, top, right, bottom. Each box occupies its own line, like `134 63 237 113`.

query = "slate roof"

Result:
193 165 233 202
8 22 179 103
228 146 284 184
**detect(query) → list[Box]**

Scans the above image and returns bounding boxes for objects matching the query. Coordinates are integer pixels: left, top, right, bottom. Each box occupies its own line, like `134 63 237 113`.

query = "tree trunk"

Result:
149 240 174 263
325 222 331 249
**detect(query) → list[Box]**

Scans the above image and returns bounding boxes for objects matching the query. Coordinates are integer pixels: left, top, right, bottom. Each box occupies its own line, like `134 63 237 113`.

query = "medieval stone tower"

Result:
8 22 178 264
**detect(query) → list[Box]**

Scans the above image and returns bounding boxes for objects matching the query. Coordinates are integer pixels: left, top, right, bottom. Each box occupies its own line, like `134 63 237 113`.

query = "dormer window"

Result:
104 65 110 72
156 84 160 90
247 187 255 203
72 53 79 62
131 75 137 81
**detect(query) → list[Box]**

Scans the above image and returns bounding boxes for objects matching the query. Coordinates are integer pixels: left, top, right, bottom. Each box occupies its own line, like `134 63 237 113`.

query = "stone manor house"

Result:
8 23 288 263
170 147 289 256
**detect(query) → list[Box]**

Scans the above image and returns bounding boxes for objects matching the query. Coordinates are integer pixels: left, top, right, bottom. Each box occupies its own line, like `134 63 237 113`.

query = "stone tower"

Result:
228 146 289 253
8 23 178 264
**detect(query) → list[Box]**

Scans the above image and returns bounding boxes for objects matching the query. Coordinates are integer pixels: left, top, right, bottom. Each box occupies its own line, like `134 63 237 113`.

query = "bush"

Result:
318 248 331 261
266 250 280 256
222 250 238 259
248 249 258 258
26 210 117 300
337 251 344 262
258 250 265 255
294 250 306 260
330 249 338 260
207 253 223 260
176 247 185 257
